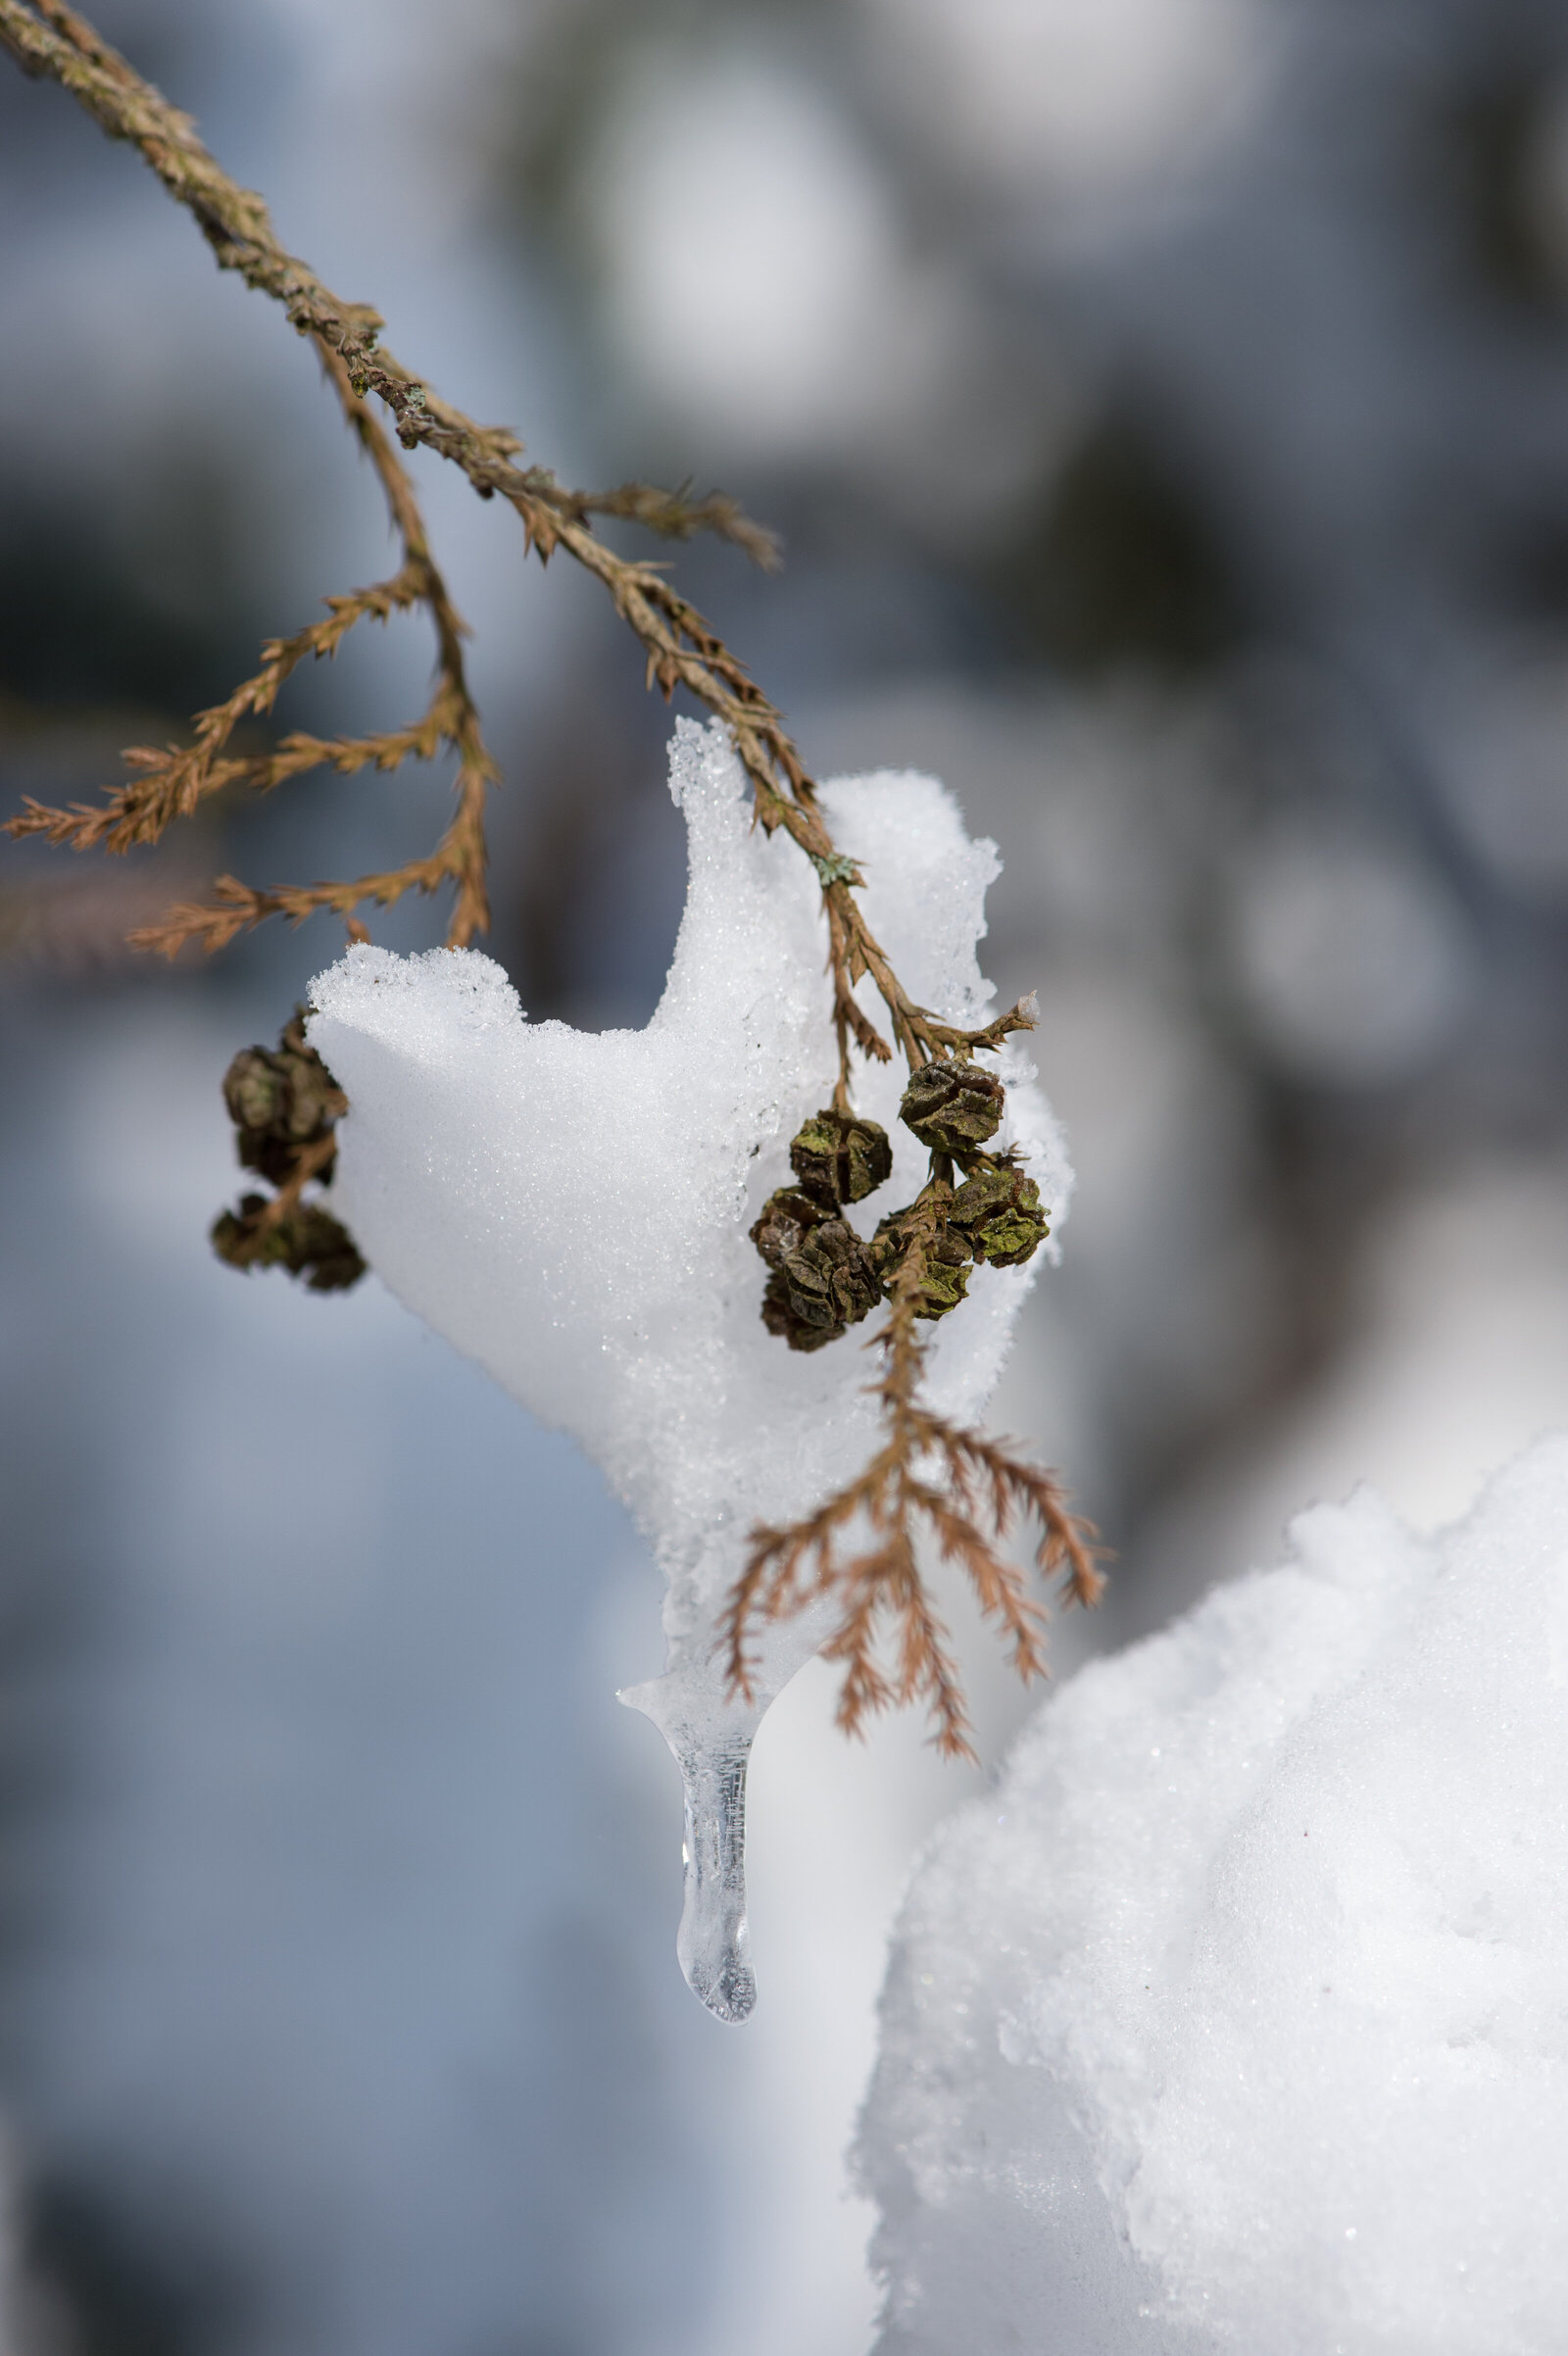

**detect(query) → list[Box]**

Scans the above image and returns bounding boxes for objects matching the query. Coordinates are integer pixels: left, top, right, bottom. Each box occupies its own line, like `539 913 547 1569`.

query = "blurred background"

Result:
6 0 1568 2347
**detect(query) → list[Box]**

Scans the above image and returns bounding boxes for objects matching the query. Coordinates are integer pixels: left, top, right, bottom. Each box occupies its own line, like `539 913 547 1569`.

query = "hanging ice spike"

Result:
619 1677 763 2023
673 1727 756 2023
620 1600 838 2022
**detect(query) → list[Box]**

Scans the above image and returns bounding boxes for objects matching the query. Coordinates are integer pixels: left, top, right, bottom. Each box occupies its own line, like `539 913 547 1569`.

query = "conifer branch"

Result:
0 0 1033 1065
1 0 1107 1742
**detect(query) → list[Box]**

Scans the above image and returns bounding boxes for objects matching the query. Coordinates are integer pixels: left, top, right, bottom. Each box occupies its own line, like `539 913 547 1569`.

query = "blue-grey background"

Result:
7 1 1568 2349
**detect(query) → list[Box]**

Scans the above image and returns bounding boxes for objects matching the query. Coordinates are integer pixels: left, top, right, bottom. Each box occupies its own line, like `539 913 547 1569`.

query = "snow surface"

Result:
860 1433 1568 2353
307 720 1068 2011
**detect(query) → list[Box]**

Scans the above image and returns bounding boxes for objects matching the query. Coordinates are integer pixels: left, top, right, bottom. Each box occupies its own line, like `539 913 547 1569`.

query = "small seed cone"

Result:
222 1008 346 1185
750 1186 833 1269
760 1217 881 1350
871 1201 973 1320
211 1196 367 1292
788 1106 894 1208
899 1060 1004 1154
951 1165 1050 1268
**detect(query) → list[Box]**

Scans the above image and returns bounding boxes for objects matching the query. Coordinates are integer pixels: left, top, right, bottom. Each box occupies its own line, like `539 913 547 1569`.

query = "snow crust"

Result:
307 719 1068 1707
861 1434 1568 2353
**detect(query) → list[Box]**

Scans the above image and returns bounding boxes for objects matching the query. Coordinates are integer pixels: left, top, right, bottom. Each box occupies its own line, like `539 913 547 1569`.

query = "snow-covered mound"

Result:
308 718 1066 1681
860 1434 1568 2352
305 719 1069 2015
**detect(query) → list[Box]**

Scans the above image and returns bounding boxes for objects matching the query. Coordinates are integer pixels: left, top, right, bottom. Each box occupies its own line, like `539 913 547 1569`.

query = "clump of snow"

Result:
307 720 1068 2012
860 1434 1568 2352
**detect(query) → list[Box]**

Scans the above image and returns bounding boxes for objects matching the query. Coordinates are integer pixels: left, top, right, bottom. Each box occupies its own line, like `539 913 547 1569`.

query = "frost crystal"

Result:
859 1434 1568 2350
308 720 1070 2018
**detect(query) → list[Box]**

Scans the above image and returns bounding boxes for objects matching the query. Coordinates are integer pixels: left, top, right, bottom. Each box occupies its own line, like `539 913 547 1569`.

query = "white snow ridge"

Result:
307 719 1068 2017
860 1433 1568 2353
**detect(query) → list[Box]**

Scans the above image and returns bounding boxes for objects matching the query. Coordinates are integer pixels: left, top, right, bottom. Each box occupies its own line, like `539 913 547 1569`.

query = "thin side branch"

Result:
3 313 498 947
6 554 428 855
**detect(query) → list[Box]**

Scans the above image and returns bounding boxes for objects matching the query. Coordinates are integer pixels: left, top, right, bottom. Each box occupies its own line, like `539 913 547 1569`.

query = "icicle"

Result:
674 1722 757 2023
620 1599 836 2021
619 1676 767 2023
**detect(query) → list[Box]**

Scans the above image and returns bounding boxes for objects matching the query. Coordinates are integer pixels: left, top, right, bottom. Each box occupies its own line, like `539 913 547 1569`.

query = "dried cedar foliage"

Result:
0 0 1102 1742
736 1085 1102 1757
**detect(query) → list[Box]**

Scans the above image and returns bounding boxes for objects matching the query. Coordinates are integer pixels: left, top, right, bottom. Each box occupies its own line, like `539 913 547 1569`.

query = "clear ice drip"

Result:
619 1677 770 2023
673 1727 756 2024
620 1601 835 2022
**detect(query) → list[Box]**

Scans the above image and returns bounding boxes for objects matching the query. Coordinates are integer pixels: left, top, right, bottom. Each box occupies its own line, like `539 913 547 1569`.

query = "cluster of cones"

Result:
210 1010 366 1292
752 1060 1049 1352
